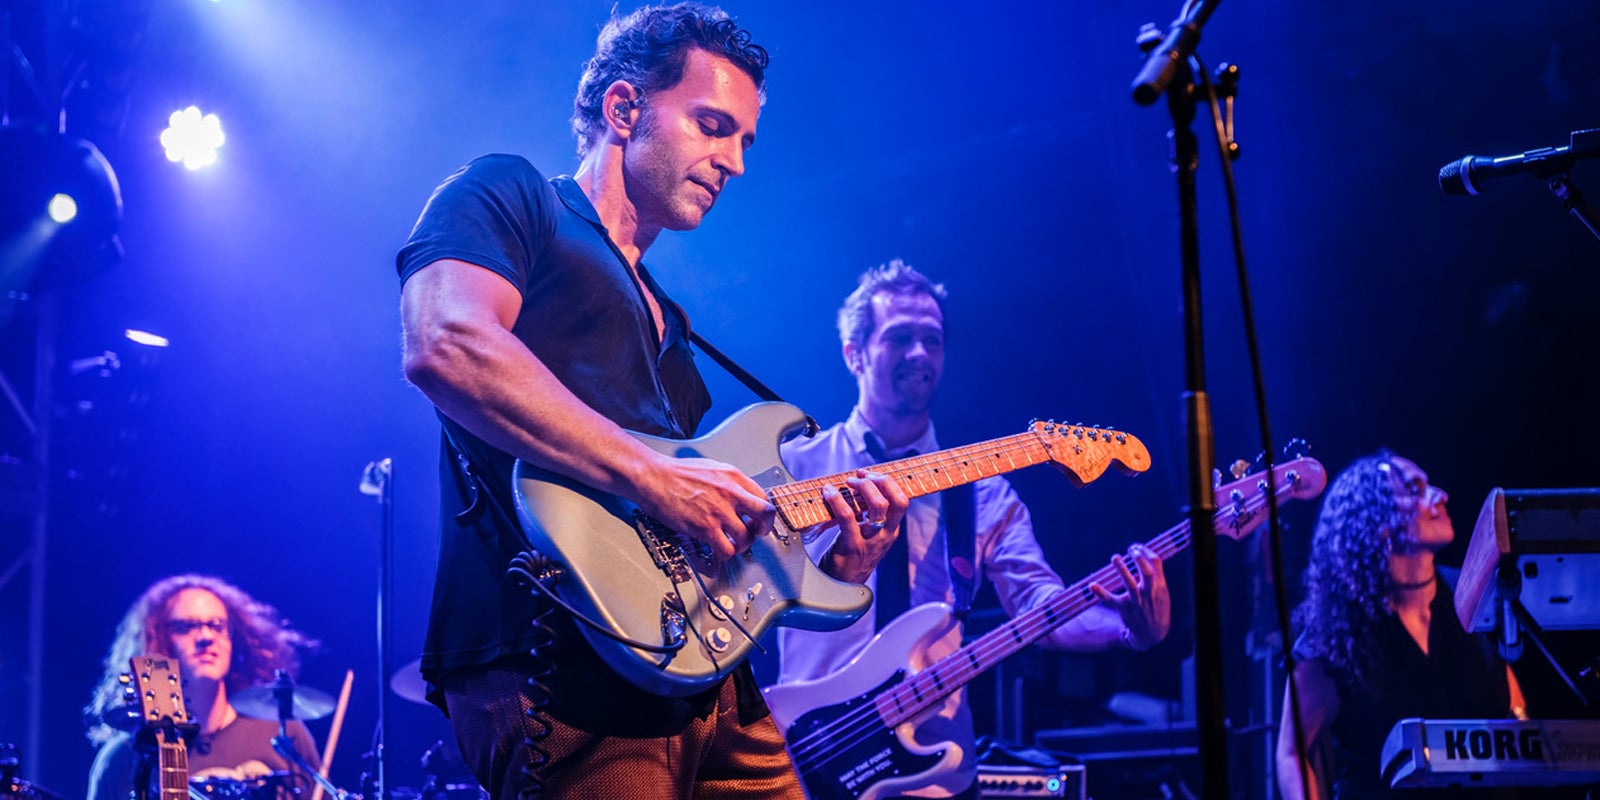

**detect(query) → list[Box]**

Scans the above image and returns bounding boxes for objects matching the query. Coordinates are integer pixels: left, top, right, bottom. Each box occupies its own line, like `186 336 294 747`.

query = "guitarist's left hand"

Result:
1090 544 1171 651
818 469 911 584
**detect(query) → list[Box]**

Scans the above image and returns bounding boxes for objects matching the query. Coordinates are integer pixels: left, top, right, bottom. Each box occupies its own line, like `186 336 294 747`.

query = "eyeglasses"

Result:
167 618 229 637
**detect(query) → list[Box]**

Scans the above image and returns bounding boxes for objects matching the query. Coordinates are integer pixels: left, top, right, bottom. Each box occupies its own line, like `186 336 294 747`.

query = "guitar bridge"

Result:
631 511 711 583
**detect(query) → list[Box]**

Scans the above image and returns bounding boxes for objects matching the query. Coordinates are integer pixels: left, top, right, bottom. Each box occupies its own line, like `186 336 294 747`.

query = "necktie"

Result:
874 516 911 630
863 433 916 631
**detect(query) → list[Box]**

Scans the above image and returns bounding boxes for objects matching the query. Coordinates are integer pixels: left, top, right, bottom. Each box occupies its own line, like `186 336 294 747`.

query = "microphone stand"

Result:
360 458 394 800
1546 172 1600 244
1131 1 1229 797
267 670 350 800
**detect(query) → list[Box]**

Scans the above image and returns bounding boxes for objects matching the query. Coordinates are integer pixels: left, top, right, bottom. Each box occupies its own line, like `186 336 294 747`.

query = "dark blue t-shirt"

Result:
396 155 717 724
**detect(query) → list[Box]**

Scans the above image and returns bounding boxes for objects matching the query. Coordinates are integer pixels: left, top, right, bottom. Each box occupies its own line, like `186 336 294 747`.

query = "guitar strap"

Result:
689 330 819 437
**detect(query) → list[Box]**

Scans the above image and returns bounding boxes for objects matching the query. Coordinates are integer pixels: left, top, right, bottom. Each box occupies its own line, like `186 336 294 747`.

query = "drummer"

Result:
84 574 323 799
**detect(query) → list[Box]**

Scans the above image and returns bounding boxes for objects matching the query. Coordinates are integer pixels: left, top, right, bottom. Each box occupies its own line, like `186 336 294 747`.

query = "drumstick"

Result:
310 669 354 800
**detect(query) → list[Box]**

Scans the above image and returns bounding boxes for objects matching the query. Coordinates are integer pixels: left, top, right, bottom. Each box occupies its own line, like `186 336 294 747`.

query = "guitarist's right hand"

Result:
633 452 777 562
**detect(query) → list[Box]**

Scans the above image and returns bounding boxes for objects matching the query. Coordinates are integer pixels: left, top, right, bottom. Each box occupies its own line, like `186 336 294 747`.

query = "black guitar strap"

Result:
689 330 820 437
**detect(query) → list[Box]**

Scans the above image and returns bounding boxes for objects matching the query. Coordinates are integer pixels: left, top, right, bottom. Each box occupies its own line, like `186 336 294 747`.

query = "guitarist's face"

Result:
164 588 234 685
854 290 945 416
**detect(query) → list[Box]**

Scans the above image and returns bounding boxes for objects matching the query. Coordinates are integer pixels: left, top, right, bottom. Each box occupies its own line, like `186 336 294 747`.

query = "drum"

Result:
190 771 302 799
190 776 255 798
1 779 64 800
390 785 488 800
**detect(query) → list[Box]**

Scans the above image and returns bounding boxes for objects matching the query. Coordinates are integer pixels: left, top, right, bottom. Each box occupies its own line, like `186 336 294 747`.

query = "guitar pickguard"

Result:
787 672 944 800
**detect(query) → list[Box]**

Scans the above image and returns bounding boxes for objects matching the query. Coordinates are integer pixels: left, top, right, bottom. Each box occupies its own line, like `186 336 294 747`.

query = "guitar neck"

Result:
877 516 1202 728
158 735 189 800
772 432 1050 529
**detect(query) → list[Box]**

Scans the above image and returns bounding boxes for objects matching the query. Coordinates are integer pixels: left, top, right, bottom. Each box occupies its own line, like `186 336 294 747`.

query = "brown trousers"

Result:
443 661 804 800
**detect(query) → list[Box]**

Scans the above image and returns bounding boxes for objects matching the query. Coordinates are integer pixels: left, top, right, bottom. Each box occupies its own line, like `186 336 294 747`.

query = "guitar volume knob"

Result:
707 628 733 652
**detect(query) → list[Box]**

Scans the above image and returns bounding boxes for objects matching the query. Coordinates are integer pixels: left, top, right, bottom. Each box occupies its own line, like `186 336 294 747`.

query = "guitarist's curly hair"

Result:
84 574 318 745
1291 450 1417 688
571 2 768 157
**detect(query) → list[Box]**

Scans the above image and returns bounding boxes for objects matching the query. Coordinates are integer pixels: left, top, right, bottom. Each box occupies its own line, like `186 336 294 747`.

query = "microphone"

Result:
1438 128 1600 196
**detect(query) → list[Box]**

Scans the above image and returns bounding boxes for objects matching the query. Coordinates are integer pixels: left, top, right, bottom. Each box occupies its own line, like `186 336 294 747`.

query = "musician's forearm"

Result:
404 320 657 498
1275 752 1319 800
1042 604 1126 652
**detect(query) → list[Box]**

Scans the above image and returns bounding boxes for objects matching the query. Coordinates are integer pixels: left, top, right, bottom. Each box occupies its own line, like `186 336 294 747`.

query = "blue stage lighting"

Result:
159 106 226 170
0 125 123 290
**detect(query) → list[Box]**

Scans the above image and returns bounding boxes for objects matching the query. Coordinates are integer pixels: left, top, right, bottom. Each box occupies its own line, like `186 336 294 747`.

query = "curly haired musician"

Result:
1276 451 1528 800
396 4 907 798
84 574 320 800
773 260 1172 798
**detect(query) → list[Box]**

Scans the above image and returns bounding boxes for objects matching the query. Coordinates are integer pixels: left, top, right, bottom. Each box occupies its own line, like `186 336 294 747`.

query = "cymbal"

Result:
232 682 336 722
390 658 430 706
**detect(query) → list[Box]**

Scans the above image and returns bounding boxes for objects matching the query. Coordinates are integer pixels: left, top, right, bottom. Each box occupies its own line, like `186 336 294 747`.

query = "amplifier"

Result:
976 764 1085 799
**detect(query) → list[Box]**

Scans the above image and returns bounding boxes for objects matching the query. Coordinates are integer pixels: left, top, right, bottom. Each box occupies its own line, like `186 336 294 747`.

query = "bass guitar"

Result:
762 456 1328 799
512 401 1150 697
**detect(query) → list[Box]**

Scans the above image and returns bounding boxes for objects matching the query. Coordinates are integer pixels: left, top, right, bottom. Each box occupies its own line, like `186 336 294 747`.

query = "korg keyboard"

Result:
1381 718 1600 788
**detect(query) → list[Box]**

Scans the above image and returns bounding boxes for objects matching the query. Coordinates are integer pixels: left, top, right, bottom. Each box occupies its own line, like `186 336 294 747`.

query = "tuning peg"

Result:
1212 468 1222 489
1229 459 1251 480
1283 438 1311 459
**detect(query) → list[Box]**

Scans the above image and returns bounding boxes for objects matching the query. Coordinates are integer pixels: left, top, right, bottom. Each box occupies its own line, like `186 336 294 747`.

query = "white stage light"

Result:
125 329 171 347
159 106 226 170
48 193 79 223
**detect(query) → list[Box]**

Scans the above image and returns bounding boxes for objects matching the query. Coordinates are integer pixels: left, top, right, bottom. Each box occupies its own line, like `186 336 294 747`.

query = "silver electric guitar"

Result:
512 401 1150 697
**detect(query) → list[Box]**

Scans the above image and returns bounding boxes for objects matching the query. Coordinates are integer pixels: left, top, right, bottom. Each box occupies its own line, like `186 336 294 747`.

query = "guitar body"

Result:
513 402 872 697
764 603 964 800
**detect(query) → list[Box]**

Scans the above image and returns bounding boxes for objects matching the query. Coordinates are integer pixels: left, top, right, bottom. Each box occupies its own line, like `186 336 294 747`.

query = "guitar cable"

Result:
687 559 766 654
506 550 561 800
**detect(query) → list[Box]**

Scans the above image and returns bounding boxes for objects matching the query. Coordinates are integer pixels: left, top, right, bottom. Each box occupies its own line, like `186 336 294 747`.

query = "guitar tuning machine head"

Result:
1229 459 1251 480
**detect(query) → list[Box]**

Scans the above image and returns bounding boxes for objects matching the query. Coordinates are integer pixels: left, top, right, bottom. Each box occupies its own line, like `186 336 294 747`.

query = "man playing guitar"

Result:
773 260 1173 798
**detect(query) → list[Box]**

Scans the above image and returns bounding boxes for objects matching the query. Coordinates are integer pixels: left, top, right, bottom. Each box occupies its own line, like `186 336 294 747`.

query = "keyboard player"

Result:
1274 451 1531 799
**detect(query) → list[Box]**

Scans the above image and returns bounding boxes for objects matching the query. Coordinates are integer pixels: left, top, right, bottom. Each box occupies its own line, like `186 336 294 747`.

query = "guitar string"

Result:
768 433 1061 527
787 471 1304 769
786 525 1189 770
679 434 1067 681
785 476 1299 771
786 496 1242 769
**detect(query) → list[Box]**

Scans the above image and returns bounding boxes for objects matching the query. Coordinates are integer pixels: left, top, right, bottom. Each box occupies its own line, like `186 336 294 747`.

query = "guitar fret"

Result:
770 432 1058 532
783 460 1318 796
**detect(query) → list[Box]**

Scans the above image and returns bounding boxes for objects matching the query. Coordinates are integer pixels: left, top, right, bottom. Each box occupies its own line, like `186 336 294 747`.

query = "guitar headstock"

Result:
127 655 189 732
1214 456 1328 540
1029 421 1152 488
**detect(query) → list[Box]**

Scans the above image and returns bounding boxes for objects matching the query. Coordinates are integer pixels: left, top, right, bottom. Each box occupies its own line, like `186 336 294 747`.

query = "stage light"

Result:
0 125 123 291
159 106 225 170
124 329 170 348
48 194 79 224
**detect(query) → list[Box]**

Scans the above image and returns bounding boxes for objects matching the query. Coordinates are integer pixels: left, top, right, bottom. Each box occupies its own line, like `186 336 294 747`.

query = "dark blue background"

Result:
3 0 1597 796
